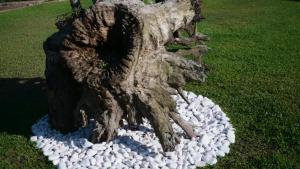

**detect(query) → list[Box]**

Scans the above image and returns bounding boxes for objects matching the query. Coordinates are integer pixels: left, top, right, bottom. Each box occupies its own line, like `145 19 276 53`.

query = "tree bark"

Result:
44 0 207 152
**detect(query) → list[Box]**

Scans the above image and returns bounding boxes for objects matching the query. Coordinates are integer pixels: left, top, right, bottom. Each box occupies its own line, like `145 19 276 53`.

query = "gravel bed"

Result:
31 91 235 169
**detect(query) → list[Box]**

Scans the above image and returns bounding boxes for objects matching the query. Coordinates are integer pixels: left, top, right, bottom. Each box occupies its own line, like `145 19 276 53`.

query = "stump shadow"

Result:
0 78 159 156
0 77 48 136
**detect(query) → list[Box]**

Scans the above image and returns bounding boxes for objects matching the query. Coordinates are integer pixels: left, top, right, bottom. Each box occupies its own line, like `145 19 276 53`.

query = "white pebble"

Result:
30 136 38 142
149 161 159 169
227 130 235 143
220 145 230 154
92 144 105 151
83 140 93 148
81 158 90 166
86 149 97 157
167 162 177 169
199 135 211 146
57 162 67 169
48 154 59 161
43 150 53 156
203 151 215 164
90 157 96 165
70 153 79 162
202 97 215 108
103 161 111 168
52 158 60 165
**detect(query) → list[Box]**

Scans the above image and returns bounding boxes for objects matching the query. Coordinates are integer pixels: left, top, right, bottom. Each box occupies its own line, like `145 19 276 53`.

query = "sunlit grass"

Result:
0 0 299 168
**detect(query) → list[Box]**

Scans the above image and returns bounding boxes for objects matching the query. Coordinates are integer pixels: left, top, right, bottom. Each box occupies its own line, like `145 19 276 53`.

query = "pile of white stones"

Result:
31 91 235 169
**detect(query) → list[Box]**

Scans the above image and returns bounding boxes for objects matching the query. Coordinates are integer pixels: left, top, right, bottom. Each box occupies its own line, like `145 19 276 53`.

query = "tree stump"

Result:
44 0 208 151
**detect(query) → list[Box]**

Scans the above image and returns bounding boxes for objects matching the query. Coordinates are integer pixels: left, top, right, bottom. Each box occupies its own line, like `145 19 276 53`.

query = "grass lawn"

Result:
0 0 299 168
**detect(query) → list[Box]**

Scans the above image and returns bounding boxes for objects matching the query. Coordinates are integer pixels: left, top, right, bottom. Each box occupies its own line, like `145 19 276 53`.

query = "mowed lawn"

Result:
0 0 299 168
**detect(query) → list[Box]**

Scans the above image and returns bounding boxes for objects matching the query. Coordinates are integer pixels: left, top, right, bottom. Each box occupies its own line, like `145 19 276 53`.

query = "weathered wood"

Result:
44 0 208 151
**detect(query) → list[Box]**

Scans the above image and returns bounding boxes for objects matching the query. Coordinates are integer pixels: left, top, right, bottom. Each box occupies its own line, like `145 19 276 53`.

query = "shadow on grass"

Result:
0 77 48 137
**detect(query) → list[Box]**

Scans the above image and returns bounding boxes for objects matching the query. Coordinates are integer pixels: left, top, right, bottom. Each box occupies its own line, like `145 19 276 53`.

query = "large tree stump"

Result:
44 0 208 151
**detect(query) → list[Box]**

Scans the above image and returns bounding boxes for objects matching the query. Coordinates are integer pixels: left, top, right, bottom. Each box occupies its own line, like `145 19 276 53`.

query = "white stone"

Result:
227 130 235 143
221 139 229 146
195 161 206 167
43 150 53 156
207 157 217 165
165 152 177 160
90 157 96 165
187 92 197 100
103 161 111 168
187 100 201 110
81 158 90 166
187 155 195 164
70 153 79 162
48 154 59 161
123 152 130 158
86 149 97 157
79 152 86 158
220 145 230 154
167 162 177 169
202 97 214 108
30 136 38 142
112 144 119 151
134 164 140 169
95 155 103 163
52 158 60 165
199 135 210 146
83 140 93 148
75 148 82 153
92 144 105 151
57 162 67 169
149 161 159 169
202 151 215 164
216 149 225 157
212 105 222 112
36 142 45 149
42 144 53 152
109 155 116 162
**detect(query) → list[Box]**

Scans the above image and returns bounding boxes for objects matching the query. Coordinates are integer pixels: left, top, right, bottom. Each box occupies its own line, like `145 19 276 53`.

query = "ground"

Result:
0 0 299 168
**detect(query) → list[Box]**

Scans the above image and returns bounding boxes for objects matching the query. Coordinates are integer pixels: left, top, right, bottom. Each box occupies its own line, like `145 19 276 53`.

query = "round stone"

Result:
80 158 90 166
30 136 38 142
48 154 59 161
70 153 79 162
57 162 67 169
52 158 60 165
92 144 105 151
227 130 235 143
90 157 96 165
199 135 211 146
86 149 97 157
83 140 93 148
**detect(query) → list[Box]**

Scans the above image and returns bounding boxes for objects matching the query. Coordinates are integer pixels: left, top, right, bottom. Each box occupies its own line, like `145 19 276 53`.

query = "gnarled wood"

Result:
44 0 208 151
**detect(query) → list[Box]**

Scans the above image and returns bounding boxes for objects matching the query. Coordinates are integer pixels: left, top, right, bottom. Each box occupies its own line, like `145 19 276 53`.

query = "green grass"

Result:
0 0 299 168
